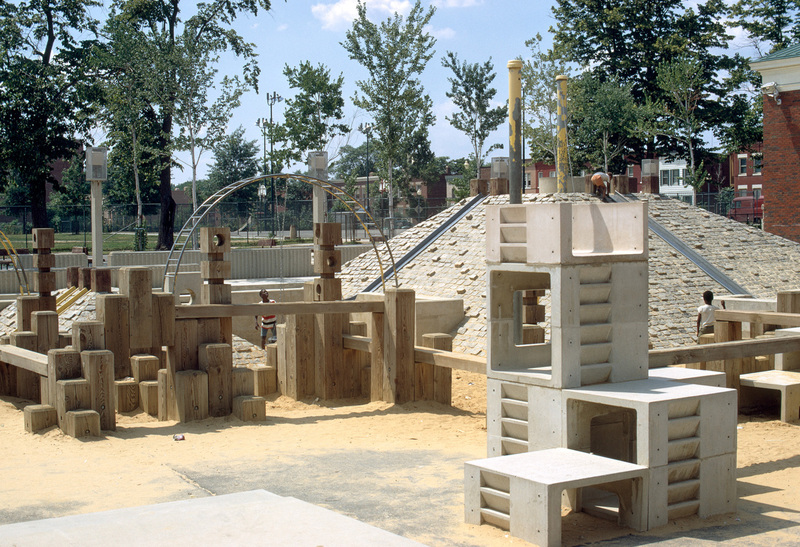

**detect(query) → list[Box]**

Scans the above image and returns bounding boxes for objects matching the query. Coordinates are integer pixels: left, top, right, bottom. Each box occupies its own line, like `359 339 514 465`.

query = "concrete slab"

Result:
0 490 425 547
649 367 726 387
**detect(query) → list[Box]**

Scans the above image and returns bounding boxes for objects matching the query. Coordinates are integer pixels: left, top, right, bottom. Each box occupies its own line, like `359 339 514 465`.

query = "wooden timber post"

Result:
419 333 453 405
311 222 353 399
31 228 57 313
383 288 415 404
715 320 743 391
777 290 800 371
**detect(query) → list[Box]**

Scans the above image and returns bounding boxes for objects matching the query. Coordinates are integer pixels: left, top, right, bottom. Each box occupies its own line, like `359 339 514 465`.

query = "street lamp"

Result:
358 122 373 213
266 92 283 235
255 119 269 234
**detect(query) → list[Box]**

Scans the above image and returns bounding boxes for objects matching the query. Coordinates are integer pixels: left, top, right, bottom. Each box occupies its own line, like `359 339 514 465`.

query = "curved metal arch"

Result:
162 173 399 294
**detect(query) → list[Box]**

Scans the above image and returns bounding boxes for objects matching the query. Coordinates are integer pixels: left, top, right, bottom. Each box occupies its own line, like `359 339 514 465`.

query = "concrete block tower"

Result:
467 201 737 543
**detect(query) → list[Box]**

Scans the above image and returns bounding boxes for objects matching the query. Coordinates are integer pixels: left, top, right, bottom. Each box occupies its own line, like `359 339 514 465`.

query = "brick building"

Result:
752 44 800 242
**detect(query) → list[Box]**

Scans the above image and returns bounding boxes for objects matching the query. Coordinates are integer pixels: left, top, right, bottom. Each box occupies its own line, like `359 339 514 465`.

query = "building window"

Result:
753 154 762 175
538 171 543 180
523 172 531 189
660 168 684 186
753 184 762 199
738 155 747 175
549 170 556 178
737 185 748 197
628 165 634 177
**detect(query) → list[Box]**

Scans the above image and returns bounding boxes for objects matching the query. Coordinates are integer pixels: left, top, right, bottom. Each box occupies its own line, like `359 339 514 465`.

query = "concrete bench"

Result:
649 366 725 387
257 238 276 248
465 448 648 547
739 370 800 422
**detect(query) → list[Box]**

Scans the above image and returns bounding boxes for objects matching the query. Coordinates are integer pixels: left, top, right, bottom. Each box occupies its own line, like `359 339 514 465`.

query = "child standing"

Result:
696 290 725 339
255 289 276 349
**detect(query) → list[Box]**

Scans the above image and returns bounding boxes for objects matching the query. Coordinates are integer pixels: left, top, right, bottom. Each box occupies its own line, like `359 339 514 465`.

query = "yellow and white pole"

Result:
556 75 569 193
507 60 523 204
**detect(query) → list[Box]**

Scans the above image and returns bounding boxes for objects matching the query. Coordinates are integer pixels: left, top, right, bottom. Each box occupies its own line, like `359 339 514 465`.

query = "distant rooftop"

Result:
753 43 800 64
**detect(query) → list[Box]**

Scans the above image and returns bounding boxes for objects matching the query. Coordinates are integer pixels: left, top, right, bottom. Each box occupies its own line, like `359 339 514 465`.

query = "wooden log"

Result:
63 409 101 438
81 350 116 430
157 368 169 421
413 348 487 374
115 379 139 413
469 179 487 196
694 333 716 370
202 283 232 306
312 277 342 302
421 333 453 405
32 311 59 355
715 320 743 391
523 304 546 324
284 313 315 399
72 321 105 352
197 318 222 345
131 354 160 383
232 395 266 422
47 349 82 412
489 177 509 196
174 369 209 422
139 380 159 416
168 319 199 374
266 343 278 368
8 333 41 402
58 332 71 349
174 300 384 319
79 267 92 290
16 296 40 332
313 249 342 275
315 311 346 399
276 324 287 396
522 325 545 344
151 292 176 353
119 267 154 353
198 343 232 417
24 404 58 433
33 271 56 294
648 335 800 368
370 312 385 402
32 228 55 249
91 268 112 293
314 222 343 247
67 266 80 288
32 253 55 270
0 362 17 397
232 367 254 397
55 378 91 427
250 364 277 396
199 227 232 254
715 310 800 328
97 294 131 379
383 289 415 404
200 260 231 279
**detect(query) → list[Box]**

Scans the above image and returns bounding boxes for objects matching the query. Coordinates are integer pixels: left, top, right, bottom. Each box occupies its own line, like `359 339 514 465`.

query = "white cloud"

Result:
277 23 289 32
311 0 413 31
433 0 482 7
428 24 455 40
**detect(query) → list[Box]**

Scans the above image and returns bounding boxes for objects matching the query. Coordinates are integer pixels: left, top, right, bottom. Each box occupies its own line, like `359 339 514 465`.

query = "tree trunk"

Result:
31 177 48 228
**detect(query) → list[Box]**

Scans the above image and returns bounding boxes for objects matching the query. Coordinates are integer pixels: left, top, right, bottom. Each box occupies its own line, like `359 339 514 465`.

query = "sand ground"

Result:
1 371 800 546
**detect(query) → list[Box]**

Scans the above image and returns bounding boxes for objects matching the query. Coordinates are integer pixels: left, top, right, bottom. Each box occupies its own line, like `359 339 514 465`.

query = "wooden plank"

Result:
47 349 82 414
81 350 116 431
151 292 176 351
284 313 314 399
97 294 131 379
32 311 58 355
175 370 209 422
16 296 40 332
198 343 233 417
72 321 105 352
168 319 198 373
384 289 415 404
232 367 254 397
8 332 42 402
648 335 800 368
0 345 48 376
276 324 287 396
197 318 222 345
413 347 487 375
157 368 169 421
715 310 800 328
174 300 384 319
315 312 345 400
0 362 17 397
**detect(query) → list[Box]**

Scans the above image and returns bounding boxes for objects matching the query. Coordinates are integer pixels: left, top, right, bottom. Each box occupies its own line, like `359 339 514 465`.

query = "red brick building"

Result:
752 44 800 242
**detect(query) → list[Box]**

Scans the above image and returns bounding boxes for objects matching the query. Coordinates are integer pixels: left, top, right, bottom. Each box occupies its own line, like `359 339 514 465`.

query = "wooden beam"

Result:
175 300 384 319
413 347 487 375
0 346 48 376
648 335 800 368
715 310 800 328
342 334 371 353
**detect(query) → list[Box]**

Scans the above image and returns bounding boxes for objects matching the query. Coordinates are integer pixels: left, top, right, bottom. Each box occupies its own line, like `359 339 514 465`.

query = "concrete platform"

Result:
0 490 425 546
648 366 726 387
740 369 800 422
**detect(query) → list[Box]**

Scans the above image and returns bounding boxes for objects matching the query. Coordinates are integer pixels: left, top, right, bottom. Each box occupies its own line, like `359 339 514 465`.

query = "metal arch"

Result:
162 173 399 294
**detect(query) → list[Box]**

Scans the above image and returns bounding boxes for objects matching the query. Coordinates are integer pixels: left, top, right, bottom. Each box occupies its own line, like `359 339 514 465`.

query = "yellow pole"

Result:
508 60 523 204
556 75 569 193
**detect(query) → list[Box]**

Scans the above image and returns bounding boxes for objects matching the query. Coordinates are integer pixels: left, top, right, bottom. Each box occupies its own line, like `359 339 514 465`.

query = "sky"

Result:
171 0 562 182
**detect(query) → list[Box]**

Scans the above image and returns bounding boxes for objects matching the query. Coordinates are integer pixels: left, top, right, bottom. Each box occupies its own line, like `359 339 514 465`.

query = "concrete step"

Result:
667 499 700 520
580 302 612 325
581 363 613 386
579 282 612 304
668 415 700 440
667 459 701 483
668 437 700 462
479 486 511 514
668 479 700 505
500 417 528 441
580 323 612 345
500 398 528 420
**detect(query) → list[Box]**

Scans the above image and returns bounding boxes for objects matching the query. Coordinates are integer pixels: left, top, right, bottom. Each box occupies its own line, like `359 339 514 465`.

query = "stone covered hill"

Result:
339 193 800 354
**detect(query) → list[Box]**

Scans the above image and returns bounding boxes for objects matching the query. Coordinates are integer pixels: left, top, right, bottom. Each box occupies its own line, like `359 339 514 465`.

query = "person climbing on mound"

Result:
591 171 611 201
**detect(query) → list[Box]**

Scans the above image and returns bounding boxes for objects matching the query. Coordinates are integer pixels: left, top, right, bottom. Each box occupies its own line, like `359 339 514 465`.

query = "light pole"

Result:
266 91 283 236
358 122 373 213
255 118 269 234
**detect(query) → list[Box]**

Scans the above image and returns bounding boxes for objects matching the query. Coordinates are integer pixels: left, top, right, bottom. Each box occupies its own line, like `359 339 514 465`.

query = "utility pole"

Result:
359 122 373 213
266 91 283 236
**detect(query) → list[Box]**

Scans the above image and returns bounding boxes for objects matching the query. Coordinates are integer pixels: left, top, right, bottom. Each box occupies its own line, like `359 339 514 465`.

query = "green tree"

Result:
282 61 350 162
730 0 800 55
49 155 90 232
441 52 506 179
0 0 101 228
571 75 639 173
333 142 379 180
520 34 572 164
175 27 248 217
342 0 437 212
205 126 259 214
103 0 270 249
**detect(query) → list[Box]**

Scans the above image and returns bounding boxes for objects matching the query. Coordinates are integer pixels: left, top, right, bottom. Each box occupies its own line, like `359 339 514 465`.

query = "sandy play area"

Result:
1 370 800 546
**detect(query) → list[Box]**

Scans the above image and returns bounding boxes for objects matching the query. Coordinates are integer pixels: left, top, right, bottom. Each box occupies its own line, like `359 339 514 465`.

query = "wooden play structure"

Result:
0 225 484 438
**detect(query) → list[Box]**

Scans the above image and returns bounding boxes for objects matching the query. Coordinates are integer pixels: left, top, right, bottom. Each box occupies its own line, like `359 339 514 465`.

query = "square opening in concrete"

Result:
513 289 549 347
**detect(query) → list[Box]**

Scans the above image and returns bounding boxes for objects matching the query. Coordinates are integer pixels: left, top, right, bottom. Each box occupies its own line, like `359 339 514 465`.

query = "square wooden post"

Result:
420 333 453 405
383 288 415 404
